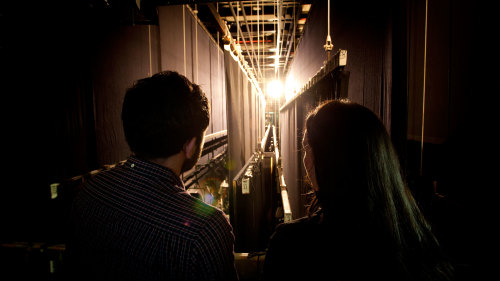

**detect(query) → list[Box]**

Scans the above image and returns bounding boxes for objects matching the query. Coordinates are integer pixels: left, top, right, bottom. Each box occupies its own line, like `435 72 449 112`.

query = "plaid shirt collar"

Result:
125 155 186 192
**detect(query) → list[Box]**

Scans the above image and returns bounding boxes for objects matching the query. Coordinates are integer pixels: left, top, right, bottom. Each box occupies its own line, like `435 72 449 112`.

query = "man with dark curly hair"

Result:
68 71 238 281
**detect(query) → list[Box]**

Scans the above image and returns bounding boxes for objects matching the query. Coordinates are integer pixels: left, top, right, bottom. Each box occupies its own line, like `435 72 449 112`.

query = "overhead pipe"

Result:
257 0 261 80
283 2 298 75
207 3 228 34
221 5 263 96
277 1 286 59
228 2 258 78
239 1 263 78
274 0 282 74
222 33 261 95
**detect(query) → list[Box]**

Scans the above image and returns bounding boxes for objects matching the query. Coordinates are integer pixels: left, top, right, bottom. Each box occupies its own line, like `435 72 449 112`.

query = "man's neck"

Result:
149 153 185 176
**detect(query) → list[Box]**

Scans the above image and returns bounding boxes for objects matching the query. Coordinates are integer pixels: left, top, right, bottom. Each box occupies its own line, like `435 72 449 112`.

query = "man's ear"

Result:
183 137 197 158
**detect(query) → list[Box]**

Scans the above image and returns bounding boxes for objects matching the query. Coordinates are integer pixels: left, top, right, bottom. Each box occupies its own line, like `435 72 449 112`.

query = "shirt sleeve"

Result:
192 210 239 281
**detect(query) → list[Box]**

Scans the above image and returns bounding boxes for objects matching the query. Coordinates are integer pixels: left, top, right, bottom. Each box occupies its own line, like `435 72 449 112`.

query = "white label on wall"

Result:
50 183 59 199
242 178 250 194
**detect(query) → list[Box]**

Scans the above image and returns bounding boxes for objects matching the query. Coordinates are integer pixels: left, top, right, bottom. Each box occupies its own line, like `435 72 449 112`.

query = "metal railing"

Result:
272 125 292 222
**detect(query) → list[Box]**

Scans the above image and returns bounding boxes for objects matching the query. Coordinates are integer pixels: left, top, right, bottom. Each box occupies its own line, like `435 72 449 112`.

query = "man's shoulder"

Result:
174 192 228 223
80 166 231 233
171 192 233 245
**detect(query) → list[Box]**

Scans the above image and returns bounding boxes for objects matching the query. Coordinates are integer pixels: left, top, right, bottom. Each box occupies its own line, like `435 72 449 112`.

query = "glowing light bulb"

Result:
267 80 284 99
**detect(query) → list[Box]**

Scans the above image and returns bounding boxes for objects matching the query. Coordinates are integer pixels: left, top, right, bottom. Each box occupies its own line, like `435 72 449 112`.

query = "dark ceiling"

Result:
191 1 312 86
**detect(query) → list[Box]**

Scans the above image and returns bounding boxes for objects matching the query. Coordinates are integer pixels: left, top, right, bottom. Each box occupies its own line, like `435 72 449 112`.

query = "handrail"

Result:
184 150 227 189
278 168 292 222
201 130 228 156
272 125 279 163
272 125 292 222
261 126 271 152
280 49 348 111
232 152 259 187
204 130 227 142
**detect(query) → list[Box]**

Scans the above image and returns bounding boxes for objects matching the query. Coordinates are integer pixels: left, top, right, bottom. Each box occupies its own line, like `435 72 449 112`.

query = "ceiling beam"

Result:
228 2 259 77
155 0 246 5
206 3 228 34
239 1 262 78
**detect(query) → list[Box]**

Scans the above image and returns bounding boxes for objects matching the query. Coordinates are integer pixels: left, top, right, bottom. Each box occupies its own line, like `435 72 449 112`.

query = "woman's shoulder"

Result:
262 212 338 280
272 213 325 239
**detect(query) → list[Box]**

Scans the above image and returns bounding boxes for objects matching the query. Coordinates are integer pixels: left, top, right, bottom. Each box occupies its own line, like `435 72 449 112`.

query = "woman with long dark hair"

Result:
262 99 454 281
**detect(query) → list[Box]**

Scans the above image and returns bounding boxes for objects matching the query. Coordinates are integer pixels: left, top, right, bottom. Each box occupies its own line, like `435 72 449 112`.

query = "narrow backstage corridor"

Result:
1 0 498 280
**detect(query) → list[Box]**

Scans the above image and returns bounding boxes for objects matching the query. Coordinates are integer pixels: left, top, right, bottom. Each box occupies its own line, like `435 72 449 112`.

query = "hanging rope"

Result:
262 1 265 82
257 1 260 79
328 0 331 38
237 2 240 48
148 25 152 76
420 0 429 176
324 0 334 60
195 4 199 83
274 0 279 76
183 5 186 76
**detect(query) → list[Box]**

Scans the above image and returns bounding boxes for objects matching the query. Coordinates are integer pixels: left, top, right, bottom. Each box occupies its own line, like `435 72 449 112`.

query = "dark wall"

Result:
279 0 499 278
0 3 231 242
2 2 108 241
225 52 265 182
288 0 392 125
224 52 267 252
407 1 498 279
158 5 229 166
282 0 392 218
405 0 498 180
93 24 160 166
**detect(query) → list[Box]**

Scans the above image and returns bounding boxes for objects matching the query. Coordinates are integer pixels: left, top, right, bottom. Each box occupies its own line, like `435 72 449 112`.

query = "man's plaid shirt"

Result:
67 156 238 281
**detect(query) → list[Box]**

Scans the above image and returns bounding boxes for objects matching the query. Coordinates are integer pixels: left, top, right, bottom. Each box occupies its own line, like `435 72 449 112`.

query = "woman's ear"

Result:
183 137 197 158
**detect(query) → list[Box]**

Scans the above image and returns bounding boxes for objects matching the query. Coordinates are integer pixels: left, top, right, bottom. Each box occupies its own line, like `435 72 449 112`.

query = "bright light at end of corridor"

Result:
267 80 283 99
